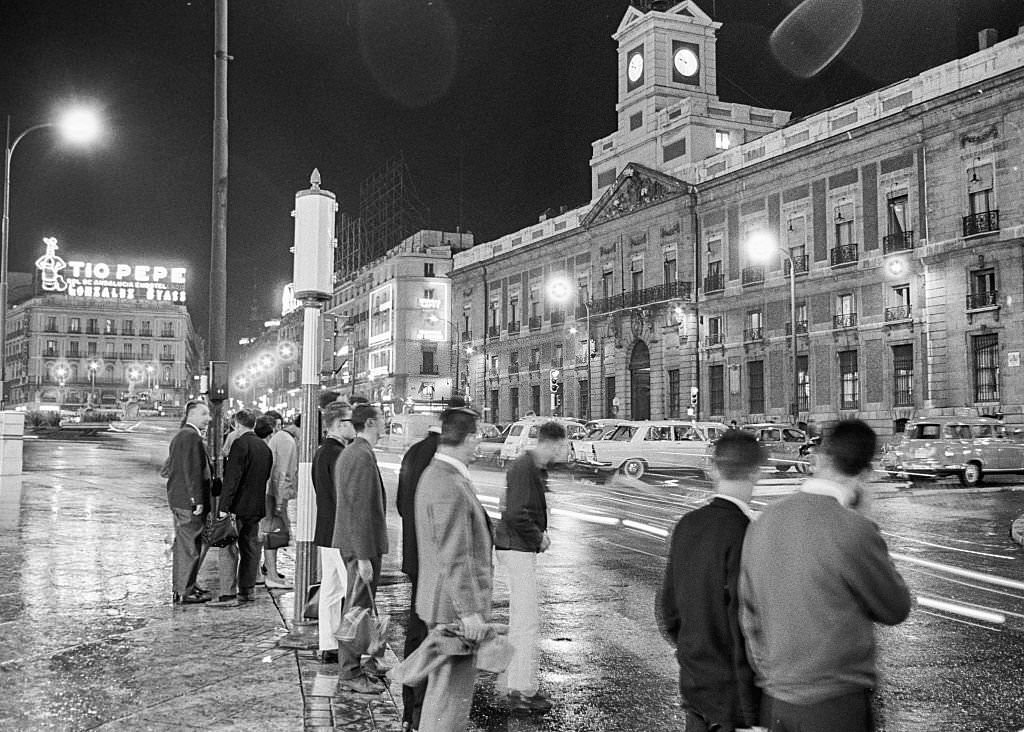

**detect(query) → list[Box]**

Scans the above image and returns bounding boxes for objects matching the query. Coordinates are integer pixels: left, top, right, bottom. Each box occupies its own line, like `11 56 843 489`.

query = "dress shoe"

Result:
172 591 210 605
238 590 255 603
319 650 339 665
337 674 385 694
206 594 239 607
508 691 553 714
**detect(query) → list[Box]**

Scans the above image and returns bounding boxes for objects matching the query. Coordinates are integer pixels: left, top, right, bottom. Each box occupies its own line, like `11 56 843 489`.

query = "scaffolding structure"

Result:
335 153 430 277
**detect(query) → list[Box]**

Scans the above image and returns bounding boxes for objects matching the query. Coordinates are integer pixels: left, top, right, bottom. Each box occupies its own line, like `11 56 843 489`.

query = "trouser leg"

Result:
171 507 204 595
318 547 348 652
418 653 477 732
766 690 874 732
498 550 540 696
337 555 381 679
236 517 261 592
402 576 429 729
218 540 239 597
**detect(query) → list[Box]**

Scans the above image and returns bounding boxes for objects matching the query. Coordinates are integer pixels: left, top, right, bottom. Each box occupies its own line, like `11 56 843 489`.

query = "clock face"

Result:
627 52 644 83
674 48 699 77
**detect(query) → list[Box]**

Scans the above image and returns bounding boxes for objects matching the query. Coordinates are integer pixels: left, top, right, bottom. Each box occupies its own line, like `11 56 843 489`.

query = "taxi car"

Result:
741 423 811 473
570 420 730 479
498 417 588 467
473 423 509 465
880 415 1024 486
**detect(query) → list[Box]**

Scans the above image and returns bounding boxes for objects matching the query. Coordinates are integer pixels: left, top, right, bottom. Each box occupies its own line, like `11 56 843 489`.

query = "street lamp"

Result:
547 277 592 420
747 230 801 424
54 364 68 407
127 366 143 397
1 106 103 409
145 364 155 392
88 360 100 405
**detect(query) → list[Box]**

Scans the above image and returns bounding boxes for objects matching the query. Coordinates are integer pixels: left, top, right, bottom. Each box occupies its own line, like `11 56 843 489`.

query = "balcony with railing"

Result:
966 290 999 310
741 266 765 286
885 305 912 322
591 280 693 315
421 364 439 375
528 315 543 331
159 353 175 362
704 332 724 347
507 321 520 335
784 256 810 276
140 329 153 337
963 210 999 237
743 327 764 342
833 313 857 329
830 245 859 267
43 349 58 358
460 330 472 341
528 360 541 372
785 320 809 336
704 273 725 293
883 230 914 253
551 357 564 369
487 325 500 339
85 327 99 335
160 330 175 338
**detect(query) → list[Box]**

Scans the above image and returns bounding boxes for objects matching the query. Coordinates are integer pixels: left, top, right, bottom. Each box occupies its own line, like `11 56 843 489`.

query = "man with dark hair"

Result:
657 430 766 732
493 420 566 714
210 409 273 607
331 403 389 692
415 406 492 731
740 419 912 732
313 401 356 664
395 398 469 730
164 400 213 605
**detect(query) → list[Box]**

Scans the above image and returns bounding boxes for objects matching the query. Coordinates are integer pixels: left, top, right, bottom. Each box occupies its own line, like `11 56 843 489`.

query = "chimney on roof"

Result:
978 28 998 50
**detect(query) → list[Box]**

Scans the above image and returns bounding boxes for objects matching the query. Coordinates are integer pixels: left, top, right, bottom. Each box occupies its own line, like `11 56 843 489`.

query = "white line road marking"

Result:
892 552 1024 591
916 594 1007 624
884 532 1016 560
550 507 620 525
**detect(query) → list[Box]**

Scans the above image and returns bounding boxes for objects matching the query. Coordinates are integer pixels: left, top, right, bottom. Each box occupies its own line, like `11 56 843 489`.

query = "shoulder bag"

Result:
203 498 238 548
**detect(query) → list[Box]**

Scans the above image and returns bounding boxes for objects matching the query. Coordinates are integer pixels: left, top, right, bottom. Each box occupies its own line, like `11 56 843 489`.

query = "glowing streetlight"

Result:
88 360 100 404
746 229 801 424
547 276 592 419
1 104 104 409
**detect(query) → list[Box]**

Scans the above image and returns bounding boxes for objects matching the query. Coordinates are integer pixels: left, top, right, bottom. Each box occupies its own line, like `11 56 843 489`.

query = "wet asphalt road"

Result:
4 422 1024 731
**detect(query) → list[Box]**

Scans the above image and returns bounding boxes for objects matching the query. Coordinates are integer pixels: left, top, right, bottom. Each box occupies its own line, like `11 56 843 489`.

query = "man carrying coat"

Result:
332 403 389 693
164 400 213 605
415 406 492 732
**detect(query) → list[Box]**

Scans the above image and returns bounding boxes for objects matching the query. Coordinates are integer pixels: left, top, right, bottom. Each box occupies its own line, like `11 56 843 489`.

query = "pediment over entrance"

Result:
583 163 689 227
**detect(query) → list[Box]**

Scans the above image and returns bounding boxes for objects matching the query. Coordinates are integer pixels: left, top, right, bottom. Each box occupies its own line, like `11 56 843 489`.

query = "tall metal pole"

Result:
689 187 701 421
209 0 229 473
584 300 592 420
788 254 799 425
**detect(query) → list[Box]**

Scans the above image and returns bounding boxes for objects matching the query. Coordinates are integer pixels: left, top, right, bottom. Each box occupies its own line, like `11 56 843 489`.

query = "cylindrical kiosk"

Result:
280 169 336 647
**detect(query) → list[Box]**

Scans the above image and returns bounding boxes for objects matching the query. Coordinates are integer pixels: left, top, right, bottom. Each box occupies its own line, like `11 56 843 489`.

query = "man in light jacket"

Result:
740 419 912 731
415 406 492 732
331 403 389 693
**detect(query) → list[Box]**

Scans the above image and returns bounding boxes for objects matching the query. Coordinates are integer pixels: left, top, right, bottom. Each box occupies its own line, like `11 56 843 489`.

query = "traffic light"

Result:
690 385 699 407
550 369 561 394
208 360 229 402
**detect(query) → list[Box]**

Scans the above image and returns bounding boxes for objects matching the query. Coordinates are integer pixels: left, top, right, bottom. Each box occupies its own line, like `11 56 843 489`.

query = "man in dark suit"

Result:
657 430 766 732
395 397 467 730
332 403 389 692
165 400 213 605
415 407 492 732
210 409 273 607
313 401 355 663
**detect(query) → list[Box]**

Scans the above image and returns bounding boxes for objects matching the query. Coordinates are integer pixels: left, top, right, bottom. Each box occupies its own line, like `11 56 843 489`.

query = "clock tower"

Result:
590 1 789 198
615 1 719 134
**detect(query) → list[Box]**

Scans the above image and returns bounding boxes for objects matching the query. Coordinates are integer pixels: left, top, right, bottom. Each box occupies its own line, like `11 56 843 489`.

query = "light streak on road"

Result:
476 494 498 504
917 608 1003 632
597 538 667 560
621 519 669 538
550 507 620 525
904 566 1024 605
892 552 1024 591
916 595 1006 624
885 532 1016 560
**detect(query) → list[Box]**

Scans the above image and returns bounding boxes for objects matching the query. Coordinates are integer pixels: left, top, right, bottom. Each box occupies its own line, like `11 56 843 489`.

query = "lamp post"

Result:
747 231 800 424
1 108 102 409
54 365 68 408
88 360 100 405
547 277 592 420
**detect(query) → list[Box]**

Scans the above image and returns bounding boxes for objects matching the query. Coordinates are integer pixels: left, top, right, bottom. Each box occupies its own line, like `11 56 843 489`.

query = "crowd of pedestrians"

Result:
165 393 910 732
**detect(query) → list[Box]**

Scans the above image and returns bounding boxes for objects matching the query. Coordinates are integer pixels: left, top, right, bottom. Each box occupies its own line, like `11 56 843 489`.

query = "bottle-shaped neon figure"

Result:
35 237 68 292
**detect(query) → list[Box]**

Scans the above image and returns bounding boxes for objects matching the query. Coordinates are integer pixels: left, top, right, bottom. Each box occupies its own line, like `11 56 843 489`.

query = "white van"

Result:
498 417 587 467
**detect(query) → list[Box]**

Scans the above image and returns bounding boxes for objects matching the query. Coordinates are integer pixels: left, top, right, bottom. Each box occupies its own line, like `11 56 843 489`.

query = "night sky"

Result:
3 0 1019 350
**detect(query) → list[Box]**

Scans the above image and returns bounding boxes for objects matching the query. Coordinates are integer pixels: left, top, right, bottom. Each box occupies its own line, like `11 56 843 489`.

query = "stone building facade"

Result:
450 1 1024 436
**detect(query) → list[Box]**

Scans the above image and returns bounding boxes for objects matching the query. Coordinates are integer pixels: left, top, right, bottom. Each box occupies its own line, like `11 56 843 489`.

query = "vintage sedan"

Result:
881 415 1024 486
473 422 509 465
742 423 811 472
499 417 588 467
570 420 730 479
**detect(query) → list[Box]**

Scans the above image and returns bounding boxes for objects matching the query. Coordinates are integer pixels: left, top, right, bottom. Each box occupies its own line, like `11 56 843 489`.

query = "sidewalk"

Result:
0 433 405 731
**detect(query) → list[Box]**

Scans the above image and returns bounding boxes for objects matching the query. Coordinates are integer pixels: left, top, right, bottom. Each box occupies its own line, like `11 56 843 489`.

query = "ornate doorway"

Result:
629 340 651 420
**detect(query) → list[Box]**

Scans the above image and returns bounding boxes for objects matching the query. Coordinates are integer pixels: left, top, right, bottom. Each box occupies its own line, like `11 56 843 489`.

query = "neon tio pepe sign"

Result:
35 237 187 302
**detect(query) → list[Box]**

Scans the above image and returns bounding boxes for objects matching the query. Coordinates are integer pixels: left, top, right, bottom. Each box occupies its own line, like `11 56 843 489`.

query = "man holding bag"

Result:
332 404 389 693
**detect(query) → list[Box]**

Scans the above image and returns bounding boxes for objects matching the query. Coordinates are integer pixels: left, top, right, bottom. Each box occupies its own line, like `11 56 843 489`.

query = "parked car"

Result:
570 420 730 479
880 415 1024 486
741 423 811 472
473 422 509 465
499 417 588 467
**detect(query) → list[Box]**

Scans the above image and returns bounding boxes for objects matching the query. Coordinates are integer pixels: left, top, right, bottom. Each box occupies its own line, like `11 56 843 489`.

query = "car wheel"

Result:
620 459 646 479
959 462 983 487
775 464 791 473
